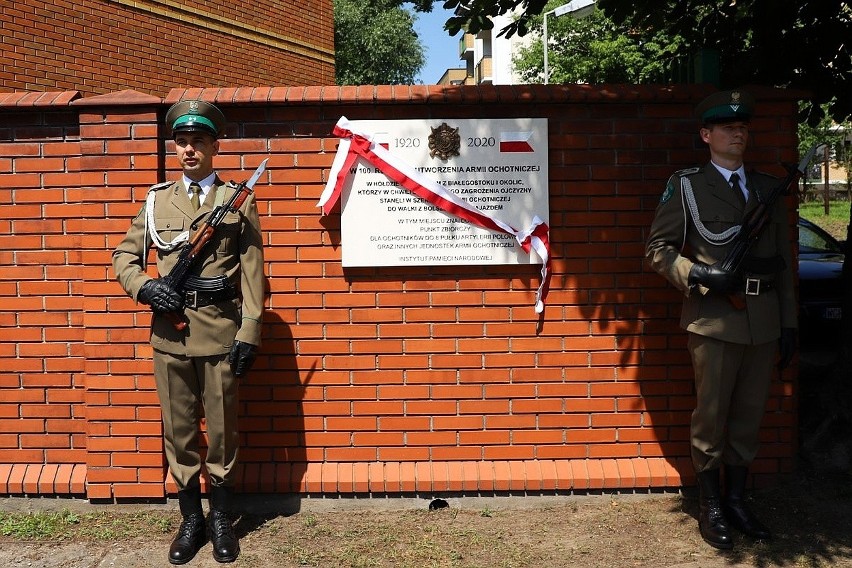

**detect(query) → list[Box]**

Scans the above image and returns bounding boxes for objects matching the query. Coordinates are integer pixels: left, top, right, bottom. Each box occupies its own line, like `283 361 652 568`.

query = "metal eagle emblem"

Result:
729 91 741 113
428 123 461 160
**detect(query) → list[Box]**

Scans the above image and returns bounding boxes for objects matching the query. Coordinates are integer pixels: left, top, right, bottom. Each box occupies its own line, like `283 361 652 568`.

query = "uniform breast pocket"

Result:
156 217 186 244
699 212 741 235
215 212 242 253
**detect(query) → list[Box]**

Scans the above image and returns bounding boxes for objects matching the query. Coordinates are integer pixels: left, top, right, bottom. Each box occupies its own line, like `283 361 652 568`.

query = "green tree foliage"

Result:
597 0 852 125
334 0 426 85
441 0 552 37
423 0 850 124
512 2 683 84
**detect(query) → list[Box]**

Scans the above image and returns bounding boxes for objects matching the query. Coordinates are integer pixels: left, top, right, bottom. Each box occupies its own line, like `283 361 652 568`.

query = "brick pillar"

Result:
0 91 90 496
75 91 167 500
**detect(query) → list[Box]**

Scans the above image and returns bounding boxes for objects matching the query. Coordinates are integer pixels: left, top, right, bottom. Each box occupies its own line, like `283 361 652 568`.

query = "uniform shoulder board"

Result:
149 181 174 191
675 166 701 177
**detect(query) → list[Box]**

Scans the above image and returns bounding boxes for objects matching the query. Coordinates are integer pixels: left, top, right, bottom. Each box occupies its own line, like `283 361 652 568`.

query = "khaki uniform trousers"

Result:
153 350 240 490
688 333 777 472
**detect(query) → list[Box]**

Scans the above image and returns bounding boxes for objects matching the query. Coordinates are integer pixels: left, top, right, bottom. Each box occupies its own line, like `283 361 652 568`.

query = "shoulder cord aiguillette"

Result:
145 190 190 252
681 176 741 246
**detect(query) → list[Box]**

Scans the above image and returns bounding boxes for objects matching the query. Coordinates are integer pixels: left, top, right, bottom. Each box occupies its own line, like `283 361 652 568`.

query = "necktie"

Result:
729 173 745 206
189 182 202 211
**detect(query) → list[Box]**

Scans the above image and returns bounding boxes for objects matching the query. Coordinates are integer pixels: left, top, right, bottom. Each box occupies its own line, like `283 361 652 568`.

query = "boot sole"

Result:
701 533 733 550
169 538 207 564
169 549 202 565
212 551 239 563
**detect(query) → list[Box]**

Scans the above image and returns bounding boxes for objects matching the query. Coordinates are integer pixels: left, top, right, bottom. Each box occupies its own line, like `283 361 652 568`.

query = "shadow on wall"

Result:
237 304 314 499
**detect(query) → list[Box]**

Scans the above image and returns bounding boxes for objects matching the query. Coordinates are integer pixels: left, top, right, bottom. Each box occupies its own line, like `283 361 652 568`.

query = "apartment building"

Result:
442 0 595 86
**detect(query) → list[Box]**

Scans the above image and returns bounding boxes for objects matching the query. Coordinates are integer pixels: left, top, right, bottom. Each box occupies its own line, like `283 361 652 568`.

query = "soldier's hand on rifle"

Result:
688 262 740 293
138 278 183 312
228 340 257 377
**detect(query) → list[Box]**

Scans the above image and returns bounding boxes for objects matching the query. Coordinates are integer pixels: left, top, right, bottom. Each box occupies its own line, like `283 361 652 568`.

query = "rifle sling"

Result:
185 274 231 292
214 184 227 208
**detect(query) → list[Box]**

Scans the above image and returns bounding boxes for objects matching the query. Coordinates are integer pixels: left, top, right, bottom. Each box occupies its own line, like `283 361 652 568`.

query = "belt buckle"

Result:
185 290 198 309
745 278 760 296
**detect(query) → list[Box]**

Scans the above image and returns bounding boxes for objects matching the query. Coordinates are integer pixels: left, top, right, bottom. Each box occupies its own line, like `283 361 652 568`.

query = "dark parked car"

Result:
798 217 845 345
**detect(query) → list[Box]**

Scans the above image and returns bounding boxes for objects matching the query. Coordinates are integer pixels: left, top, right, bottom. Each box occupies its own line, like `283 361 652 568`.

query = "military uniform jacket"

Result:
646 163 797 345
112 177 264 356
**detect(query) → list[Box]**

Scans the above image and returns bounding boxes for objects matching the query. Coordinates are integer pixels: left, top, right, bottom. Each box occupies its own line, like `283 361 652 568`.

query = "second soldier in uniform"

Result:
113 100 265 564
646 90 797 549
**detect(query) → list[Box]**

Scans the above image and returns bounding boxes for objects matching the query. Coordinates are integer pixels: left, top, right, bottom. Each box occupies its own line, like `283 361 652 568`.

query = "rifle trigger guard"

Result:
745 278 760 296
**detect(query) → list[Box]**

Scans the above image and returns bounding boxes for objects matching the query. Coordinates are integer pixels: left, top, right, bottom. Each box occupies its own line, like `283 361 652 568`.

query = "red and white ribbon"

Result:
318 116 551 313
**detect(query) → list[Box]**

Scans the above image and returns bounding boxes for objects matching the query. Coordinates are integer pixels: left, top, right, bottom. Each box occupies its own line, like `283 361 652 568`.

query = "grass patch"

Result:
799 200 850 241
0 509 173 541
0 509 80 539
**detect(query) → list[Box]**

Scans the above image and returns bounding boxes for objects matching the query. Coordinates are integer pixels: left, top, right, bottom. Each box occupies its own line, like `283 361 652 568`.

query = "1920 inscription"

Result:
341 118 548 267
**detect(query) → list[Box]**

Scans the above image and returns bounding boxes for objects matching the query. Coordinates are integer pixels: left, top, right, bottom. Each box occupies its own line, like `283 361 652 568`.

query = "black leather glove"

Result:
228 340 257 377
137 278 183 312
779 327 797 370
687 262 740 293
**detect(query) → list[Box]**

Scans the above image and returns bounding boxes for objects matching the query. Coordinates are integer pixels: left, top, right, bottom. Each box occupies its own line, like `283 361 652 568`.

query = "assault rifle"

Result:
162 158 267 330
720 146 816 308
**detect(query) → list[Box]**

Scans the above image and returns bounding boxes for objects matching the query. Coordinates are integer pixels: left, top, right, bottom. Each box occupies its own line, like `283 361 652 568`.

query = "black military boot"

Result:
696 469 733 549
169 486 207 565
209 485 240 563
723 465 772 540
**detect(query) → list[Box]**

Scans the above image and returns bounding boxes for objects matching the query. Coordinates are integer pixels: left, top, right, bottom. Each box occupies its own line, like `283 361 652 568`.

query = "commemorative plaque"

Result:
337 118 549 267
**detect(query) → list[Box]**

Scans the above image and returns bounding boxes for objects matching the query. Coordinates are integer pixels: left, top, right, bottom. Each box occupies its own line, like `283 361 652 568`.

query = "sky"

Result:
409 4 464 85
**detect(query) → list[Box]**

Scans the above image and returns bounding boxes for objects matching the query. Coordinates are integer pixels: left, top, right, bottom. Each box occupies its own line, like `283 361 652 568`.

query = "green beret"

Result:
695 89 754 124
165 100 226 138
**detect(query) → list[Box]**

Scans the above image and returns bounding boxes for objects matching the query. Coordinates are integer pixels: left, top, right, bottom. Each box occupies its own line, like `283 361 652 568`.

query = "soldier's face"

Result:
700 122 749 164
174 132 219 180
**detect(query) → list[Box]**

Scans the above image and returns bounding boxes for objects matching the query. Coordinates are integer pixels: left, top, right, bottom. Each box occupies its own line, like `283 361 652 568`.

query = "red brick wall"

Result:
0 0 334 97
0 85 803 500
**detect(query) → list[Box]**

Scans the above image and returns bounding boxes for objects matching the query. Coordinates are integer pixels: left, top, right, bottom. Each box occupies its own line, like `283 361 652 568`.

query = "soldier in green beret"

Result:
113 100 264 564
646 90 797 549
